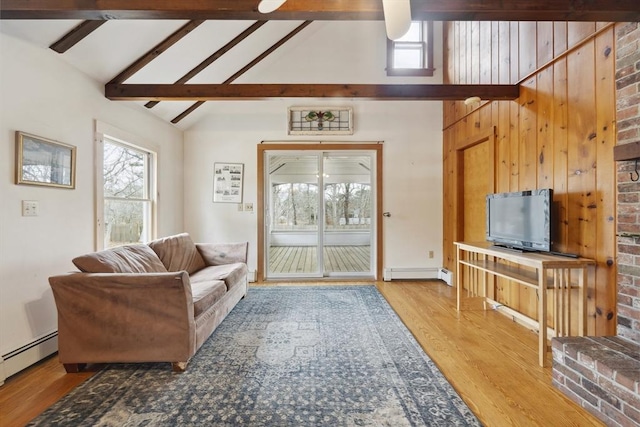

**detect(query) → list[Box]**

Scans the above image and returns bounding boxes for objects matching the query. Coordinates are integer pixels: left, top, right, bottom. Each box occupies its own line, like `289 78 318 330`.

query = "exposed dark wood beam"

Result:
145 20 268 108
106 83 520 101
109 20 205 84
49 20 105 53
2 0 638 21
170 20 313 123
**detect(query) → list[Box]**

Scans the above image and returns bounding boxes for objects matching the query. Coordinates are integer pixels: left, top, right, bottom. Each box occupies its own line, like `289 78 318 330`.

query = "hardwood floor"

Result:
0 281 603 426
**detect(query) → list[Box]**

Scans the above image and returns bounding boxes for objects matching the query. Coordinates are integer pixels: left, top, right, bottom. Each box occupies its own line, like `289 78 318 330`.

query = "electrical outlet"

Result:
244 202 254 212
22 200 39 216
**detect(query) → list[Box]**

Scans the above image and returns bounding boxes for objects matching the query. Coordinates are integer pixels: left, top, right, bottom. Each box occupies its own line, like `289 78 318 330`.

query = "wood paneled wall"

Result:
443 22 617 335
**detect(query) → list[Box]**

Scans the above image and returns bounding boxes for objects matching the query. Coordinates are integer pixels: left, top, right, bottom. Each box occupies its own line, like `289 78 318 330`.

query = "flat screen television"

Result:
485 189 553 252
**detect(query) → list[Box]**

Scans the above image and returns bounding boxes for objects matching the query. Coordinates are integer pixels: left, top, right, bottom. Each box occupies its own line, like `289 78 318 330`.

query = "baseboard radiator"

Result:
0 331 58 386
382 267 441 281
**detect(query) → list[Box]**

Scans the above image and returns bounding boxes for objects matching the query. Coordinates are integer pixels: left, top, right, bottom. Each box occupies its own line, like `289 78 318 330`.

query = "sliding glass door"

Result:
265 150 375 279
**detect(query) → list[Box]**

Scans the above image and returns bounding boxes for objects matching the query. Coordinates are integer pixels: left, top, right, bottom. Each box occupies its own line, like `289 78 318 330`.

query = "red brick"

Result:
601 400 637 427
598 376 640 412
618 105 640 121
618 284 640 298
566 377 600 406
596 361 616 379
618 128 640 145
615 371 639 393
623 402 640 425
567 357 597 382
619 193 640 204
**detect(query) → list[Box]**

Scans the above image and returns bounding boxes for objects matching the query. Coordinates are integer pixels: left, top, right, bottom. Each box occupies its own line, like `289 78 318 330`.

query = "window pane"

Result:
393 46 423 68
396 22 421 42
272 183 319 231
104 141 146 199
104 199 151 247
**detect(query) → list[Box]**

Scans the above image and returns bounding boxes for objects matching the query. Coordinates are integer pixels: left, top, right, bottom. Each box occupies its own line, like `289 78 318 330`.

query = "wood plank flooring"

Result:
0 281 603 426
268 245 370 274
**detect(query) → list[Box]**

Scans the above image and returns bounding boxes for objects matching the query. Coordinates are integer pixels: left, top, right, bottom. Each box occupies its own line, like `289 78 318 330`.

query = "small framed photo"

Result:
213 163 243 203
15 131 76 189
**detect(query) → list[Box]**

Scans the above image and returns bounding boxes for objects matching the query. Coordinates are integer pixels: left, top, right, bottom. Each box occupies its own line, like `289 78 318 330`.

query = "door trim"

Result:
257 143 383 282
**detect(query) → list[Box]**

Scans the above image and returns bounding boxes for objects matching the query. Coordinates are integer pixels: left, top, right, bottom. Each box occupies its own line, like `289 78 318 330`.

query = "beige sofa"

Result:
49 233 248 372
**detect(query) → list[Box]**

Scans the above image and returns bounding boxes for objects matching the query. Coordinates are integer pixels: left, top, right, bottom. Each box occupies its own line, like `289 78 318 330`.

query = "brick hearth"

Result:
552 23 640 427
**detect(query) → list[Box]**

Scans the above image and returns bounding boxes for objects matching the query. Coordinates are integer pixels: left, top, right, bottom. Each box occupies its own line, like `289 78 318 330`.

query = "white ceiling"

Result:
1 19 388 129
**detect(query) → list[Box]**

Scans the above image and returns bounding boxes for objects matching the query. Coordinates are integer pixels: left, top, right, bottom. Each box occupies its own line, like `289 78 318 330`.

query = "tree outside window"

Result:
103 138 154 248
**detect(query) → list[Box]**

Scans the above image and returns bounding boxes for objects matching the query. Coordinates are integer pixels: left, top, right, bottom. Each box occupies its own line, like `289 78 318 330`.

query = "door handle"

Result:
383 212 391 217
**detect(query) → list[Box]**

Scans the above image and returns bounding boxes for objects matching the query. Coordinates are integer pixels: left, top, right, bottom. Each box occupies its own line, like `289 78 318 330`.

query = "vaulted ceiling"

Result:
1 1 636 128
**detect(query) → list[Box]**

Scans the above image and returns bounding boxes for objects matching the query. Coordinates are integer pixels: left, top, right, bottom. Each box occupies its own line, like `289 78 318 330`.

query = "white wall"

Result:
0 34 184 371
183 21 444 277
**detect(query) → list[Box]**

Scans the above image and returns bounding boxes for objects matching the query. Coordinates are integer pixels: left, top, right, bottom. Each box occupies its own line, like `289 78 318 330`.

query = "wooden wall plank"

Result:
566 41 598 333
537 22 554 66
471 22 481 84
497 102 511 192
554 22 568 58
491 22 500 84
568 22 597 49
537 67 554 190
510 22 519 84
519 77 538 190
519 22 537 80
553 58 569 254
594 28 617 336
498 22 511 85
480 21 493 84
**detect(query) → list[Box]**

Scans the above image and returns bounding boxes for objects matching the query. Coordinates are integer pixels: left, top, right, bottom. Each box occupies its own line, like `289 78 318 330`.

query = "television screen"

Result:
486 189 553 252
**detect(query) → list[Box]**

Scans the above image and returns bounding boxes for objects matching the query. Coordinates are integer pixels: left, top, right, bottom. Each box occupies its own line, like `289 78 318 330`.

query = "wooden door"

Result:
463 141 491 242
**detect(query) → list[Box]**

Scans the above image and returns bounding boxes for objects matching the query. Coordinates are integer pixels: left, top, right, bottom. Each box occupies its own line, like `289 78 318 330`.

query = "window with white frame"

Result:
101 136 156 248
386 21 435 76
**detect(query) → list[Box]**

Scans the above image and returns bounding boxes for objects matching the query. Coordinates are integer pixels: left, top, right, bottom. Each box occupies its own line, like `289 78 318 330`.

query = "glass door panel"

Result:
266 153 322 278
264 150 375 279
323 154 373 276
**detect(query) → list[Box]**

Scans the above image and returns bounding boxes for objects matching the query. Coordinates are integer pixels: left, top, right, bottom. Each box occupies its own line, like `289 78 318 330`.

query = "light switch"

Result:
22 200 39 216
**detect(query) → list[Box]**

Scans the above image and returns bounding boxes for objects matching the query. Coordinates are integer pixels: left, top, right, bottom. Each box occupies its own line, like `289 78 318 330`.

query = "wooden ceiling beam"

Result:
49 20 105 53
170 20 313 123
109 20 205 84
145 20 268 109
105 83 520 101
1 0 638 21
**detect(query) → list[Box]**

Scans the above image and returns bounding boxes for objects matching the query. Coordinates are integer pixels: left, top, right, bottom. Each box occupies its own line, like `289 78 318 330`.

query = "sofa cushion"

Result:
148 233 206 275
191 280 227 318
190 263 247 291
196 242 248 265
72 244 168 274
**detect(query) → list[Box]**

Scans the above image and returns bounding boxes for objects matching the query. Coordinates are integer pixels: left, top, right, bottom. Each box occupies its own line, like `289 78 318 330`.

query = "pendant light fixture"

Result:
382 0 412 40
257 0 412 41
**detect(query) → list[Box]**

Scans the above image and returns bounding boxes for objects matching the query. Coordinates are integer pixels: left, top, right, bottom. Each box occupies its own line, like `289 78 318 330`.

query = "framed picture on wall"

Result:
15 131 76 189
213 163 243 203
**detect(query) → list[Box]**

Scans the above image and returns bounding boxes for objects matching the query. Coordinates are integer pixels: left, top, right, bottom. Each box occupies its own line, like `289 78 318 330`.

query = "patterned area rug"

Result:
30 286 481 426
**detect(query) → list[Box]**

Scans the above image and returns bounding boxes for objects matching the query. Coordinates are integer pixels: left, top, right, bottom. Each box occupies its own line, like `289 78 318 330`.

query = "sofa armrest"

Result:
196 242 248 265
49 271 196 364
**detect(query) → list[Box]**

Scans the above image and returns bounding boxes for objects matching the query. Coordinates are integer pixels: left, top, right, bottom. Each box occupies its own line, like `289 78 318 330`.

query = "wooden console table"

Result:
454 241 595 367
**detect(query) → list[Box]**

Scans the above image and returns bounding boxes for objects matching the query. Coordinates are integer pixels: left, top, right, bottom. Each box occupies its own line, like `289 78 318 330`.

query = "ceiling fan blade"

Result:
258 0 288 14
382 0 412 40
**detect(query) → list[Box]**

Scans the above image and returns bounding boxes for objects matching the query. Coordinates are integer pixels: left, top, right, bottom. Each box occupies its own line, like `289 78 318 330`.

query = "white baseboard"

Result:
383 267 440 281
1 332 58 385
438 268 453 286
247 270 256 282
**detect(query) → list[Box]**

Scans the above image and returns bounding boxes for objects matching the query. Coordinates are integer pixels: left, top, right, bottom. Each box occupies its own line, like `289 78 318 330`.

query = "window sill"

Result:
386 68 435 77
